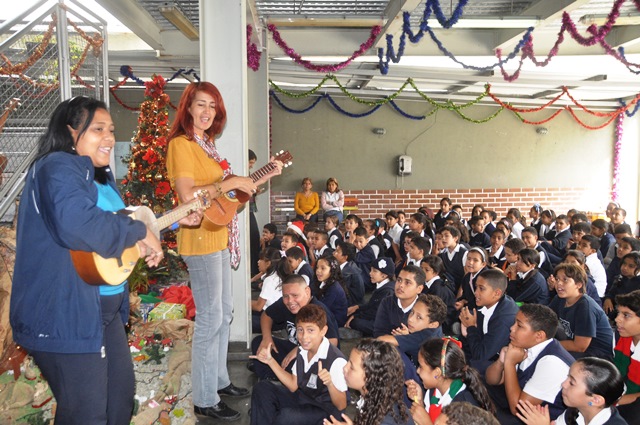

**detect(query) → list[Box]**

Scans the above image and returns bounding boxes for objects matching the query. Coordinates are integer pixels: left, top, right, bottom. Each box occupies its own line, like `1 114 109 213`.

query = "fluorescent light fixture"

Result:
429 17 540 29
580 14 640 26
159 4 199 40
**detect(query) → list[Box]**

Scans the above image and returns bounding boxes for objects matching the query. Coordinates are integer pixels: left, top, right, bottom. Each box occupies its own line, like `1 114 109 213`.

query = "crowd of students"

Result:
245 198 640 425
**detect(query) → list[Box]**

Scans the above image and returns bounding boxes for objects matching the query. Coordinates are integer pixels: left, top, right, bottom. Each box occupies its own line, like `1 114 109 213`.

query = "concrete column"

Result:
200 0 250 343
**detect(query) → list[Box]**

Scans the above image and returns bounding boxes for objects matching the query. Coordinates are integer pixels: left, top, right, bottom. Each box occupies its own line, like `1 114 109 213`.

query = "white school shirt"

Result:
367 235 380 258
518 339 571 403
585 252 607 297
555 407 613 425
259 273 283 309
388 223 403 244
479 302 498 334
292 337 348 392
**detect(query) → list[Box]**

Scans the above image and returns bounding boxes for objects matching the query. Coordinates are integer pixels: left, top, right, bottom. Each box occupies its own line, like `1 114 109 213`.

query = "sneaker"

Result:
194 402 241 421
218 383 250 397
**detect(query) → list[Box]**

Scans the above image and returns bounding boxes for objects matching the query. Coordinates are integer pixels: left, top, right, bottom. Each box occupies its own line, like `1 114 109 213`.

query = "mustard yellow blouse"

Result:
166 135 228 255
294 191 320 216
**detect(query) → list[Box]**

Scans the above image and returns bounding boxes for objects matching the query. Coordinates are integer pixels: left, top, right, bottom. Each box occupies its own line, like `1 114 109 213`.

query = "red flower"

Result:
142 149 159 164
155 181 171 197
144 75 167 99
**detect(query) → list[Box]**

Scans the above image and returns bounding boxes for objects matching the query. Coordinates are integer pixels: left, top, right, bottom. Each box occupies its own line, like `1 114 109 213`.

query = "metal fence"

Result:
0 0 108 220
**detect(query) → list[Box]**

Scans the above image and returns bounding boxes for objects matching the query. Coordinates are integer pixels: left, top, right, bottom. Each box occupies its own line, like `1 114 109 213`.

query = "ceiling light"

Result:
580 14 640 26
159 4 199 40
429 17 540 29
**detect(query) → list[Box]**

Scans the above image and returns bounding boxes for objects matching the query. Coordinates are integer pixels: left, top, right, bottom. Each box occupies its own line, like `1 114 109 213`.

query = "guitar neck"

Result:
156 200 201 230
249 162 277 183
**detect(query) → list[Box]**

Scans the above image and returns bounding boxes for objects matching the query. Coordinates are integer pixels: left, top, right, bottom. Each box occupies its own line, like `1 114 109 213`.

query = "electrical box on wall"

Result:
398 155 412 176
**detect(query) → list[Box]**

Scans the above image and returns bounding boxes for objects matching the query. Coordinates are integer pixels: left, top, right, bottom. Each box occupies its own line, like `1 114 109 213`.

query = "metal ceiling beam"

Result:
607 25 640 49
374 0 422 48
494 0 592 51
95 0 164 50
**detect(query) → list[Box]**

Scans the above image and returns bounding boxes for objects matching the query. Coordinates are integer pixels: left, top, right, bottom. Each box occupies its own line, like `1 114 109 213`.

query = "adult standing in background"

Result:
166 82 282 421
321 177 344 224
294 177 319 223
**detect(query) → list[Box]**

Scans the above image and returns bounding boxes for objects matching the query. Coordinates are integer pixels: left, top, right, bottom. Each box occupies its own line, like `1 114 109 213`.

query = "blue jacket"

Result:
11 153 147 353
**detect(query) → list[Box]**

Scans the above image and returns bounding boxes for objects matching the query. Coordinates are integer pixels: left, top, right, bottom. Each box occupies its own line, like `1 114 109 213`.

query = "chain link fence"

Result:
0 0 108 220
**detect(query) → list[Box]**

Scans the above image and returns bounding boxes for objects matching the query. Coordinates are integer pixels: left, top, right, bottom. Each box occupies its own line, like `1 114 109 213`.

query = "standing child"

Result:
507 248 549 305
517 357 627 425
324 339 414 425
313 256 349 327
421 256 457 334
251 304 348 425
405 337 495 425
468 216 491 249
547 263 614 360
378 295 447 365
373 265 426 337
613 290 640 423
434 197 453 229
346 257 396 337
459 269 519 374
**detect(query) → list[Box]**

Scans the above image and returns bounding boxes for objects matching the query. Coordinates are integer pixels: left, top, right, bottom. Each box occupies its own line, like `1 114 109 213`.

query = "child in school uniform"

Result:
438 226 468 293
314 230 334 259
286 246 314 285
333 241 365 307
364 219 385 259
250 304 348 425
325 215 343 250
373 265 426 337
396 232 418 274
538 209 556 239
312 256 349 327
547 263 614 361
507 208 526 240
353 227 377 289
592 218 617 262
343 214 363 244
488 229 507 269
407 236 430 267
459 268 519 374
456 247 489 312
482 209 497 237
567 222 591 252
604 252 640 319
552 250 603 307
325 339 414 425
378 294 447 366
421 255 457 335
434 197 453 229
405 337 496 424
529 203 543 230
502 238 526 277
485 304 574 424
399 213 432 261
345 257 396 337
542 214 572 256
507 248 549 305
261 223 282 251
387 210 405 261
468 216 491 249
578 234 608 300
613 290 640 424
606 236 640 292
251 248 286 333
521 226 557 278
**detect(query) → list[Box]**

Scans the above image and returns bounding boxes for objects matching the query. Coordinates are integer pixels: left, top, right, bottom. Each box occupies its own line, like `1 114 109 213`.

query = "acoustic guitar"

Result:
71 191 210 286
204 150 293 226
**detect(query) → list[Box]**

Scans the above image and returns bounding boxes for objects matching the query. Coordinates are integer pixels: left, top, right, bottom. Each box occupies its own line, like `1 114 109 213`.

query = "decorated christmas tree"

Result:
121 74 186 291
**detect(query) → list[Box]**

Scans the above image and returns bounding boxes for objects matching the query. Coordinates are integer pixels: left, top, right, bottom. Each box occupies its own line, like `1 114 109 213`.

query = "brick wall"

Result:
270 187 601 230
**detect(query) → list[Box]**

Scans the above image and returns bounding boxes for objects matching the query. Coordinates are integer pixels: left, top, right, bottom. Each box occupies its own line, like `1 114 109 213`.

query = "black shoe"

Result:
246 360 255 372
194 402 241 421
218 383 250 397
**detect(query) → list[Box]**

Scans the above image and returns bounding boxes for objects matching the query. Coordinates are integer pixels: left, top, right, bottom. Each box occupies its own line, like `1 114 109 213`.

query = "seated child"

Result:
364 219 385 259
506 248 549 305
459 268 519 374
614 290 640 423
251 248 286 333
343 214 362 244
434 197 453 229
325 215 343 250
456 247 489 312
314 230 334 260
552 250 602 307
407 236 430 267
436 402 499 425
566 222 591 252
333 241 365 306
286 246 314 285
542 214 572 256
386 210 404 261
378 294 447 366
592 218 616 259
482 209 498 237
578 235 607 299
346 257 396 337
325 339 413 425
468 215 491 249
281 229 307 261
376 219 395 260
507 208 525 239
261 222 282 251
373 265 425 337
397 231 419 275
438 226 468 292
516 357 626 425
400 213 432 260
251 275 340 381
538 209 556 239
487 229 506 270
485 304 573 423
353 227 377 288
312 256 348 327
502 238 526 275
605 224 634 267
250 304 348 425
406 337 495 424
421 255 457 335
521 226 556 278
604 252 640 318
547 263 614 360
606 236 640 291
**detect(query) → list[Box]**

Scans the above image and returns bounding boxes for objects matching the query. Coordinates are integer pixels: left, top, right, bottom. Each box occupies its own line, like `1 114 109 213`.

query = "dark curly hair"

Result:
312 255 348 299
353 339 408 425
419 338 496 415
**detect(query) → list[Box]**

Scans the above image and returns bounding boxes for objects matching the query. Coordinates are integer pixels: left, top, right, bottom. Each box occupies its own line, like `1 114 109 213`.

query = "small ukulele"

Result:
71 190 210 285
203 150 293 226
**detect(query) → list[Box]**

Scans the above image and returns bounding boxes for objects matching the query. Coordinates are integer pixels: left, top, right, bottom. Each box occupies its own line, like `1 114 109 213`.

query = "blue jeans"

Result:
184 249 233 407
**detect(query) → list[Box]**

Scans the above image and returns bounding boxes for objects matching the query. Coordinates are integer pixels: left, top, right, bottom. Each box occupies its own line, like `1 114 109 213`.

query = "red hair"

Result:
168 82 227 141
